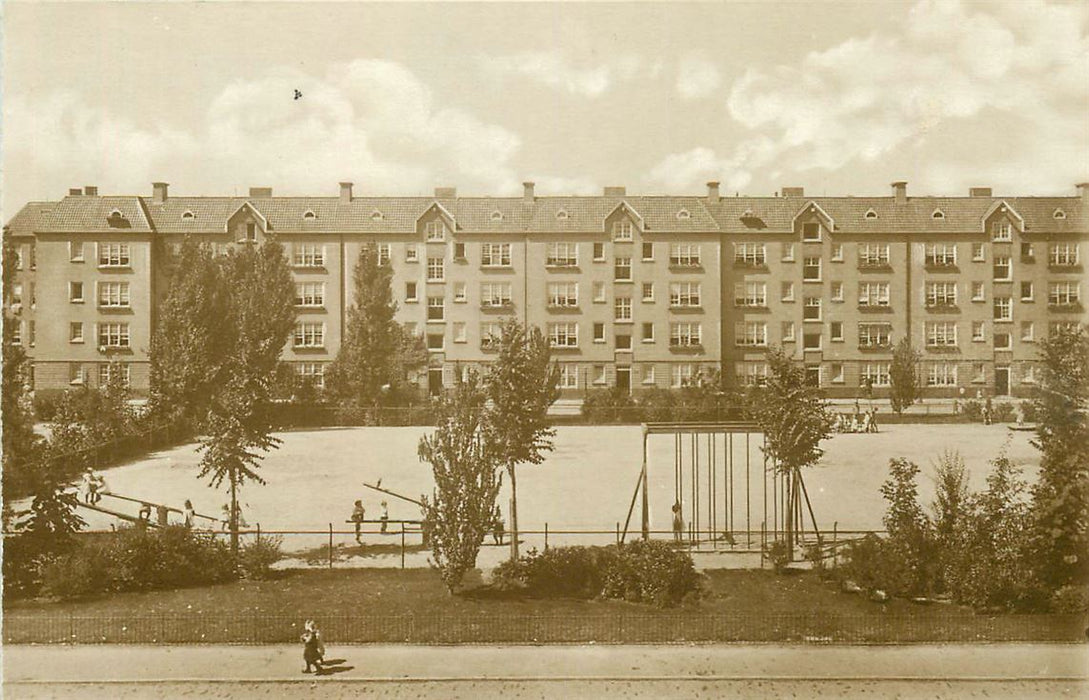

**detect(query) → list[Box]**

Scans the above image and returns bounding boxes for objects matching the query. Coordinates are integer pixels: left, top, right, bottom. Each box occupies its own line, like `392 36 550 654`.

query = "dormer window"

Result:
613 220 633 241
864 209 878 220
303 209 317 220
742 209 753 218
556 209 569 220
932 209 946 220
802 222 821 241
425 220 446 241
490 210 503 222
106 209 129 228
246 222 257 241
1053 209 1067 220
370 209 384 221
181 210 195 220
676 209 691 220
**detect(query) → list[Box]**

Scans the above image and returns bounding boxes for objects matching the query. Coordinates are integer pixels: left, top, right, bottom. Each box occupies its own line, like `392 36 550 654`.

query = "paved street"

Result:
5 643 1086 698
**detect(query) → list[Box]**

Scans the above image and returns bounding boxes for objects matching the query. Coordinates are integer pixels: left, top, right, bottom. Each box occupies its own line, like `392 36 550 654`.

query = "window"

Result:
405 282 418 302
480 282 512 308
376 244 391 266
453 322 466 343
8 321 20 345
831 244 843 261
1048 282 1080 306
614 297 632 321
994 332 1012 350
859 243 890 267
803 297 822 321
70 322 84 343
548 322 578 348
547 242 578 267
427 296 445 321
593 365 608 385
548 282 578 308
642 365 656 385
1054 209 1067 220
559 364 579 389
972 282 986 302
925 244 957 267
1022 364 1037 384
736 363 768 387
735 321 767 347
642 242 654 260
293 244 325 267
733 243 765 266
593 322 605 342
781 321 795 342
864 209 878 220
425 220 446 242
405 244 419 263
830 321 843 342
925 282 957 307
734 282 766 308
994 296 1012 321
861 363 891 387
98 322 130 349
593 242 605 261
69 363 85 385
454 282 467 303
781 282 795 302
781 243 795 262
593 282 606 303
831 282 844 302
926 322 958 347
802 256 821 281
1021 322 1035 342
616 334 632 350
859 323 892 348
932 209 946 220
671 364 695 388
972 243 985 261
426 334 444 351
670 243 702 267
802 331 821 350
972 363 987 383
614 256 632 281
294 363 325 389
670 322 701 347
1049 243 1079 267
453 242 466 261
991 221 1012 241
69 241 85 262
9 282 22 305
481 243 511 267
859 282 890 307
293 322 324 348
480 322 503 350
1021 242 1034 260
27 320 35 347
642 322 655 343
294 282 325 308
1051 321 1080 336
93 281 130 308
100 362 132 388
1020 282 1034 301
98 243 131 267
927 364 957 387
427 257 445 282
245 223 257 242
642 282 654 302
613 220 633 241
972 321 985 341
670 282 701 308
802 222 821 241
69 281 84 303
993 255 1011 281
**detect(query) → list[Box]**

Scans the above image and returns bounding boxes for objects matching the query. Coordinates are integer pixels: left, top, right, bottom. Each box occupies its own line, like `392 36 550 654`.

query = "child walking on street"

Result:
301 622 323 674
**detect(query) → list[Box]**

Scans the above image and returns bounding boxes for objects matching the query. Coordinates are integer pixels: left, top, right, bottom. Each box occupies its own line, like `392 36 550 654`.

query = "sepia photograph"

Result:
2 1 1087 697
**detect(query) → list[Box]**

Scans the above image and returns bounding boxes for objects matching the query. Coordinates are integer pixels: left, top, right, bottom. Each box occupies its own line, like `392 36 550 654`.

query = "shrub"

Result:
602 540 703 607
492 546 615 598
581 388 640 423
239 535 284 580
1020 400 1038 423
33 389 67 422
992 402 1014 422
39 548 113 599
637 389 677 423
961 400 982 422
1050 584 1089 613
764 540 792 574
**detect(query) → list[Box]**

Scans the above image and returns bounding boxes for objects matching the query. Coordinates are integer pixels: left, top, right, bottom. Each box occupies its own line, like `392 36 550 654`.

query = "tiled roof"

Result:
6 191 1087 236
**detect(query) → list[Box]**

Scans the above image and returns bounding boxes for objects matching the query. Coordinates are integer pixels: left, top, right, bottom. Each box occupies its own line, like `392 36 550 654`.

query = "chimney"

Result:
249 187 273 198
603 186 626 197
969 187 992 197
781 187 804 198
1077 182 1089 203
152 182 169 204
68 188 83 196
891 181 907 204
523 181 535 203
434 186 457 199
706 181 720 203
339 182 353 204
84 186 98 196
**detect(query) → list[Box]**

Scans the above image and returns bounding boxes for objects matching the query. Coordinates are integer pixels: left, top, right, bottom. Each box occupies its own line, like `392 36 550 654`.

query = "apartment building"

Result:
4 180 1086 400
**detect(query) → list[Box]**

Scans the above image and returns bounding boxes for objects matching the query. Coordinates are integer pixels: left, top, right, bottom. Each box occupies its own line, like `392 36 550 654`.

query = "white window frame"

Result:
1048 282 1080 306
927 363 958 387
98 322 131 349
991 221 1012 242
614 296 632 321
859 282 890 307
453 281 467 303
781 282 795 303
70 322 84 344
859 323 892 348
613 220 633 241
925 243 957 267
993 296 1012 321
670 322 702 348
859 243 890 266
670 243 702 267
480 282 512 308
734 321 767 347
972 321 986 342
831 281 844 302
425 220 446 242
925 322 958 347
925 281 957 307
803 296 822 321
781 321 795 343
293 322 325 348
642 282 655 302
1049 243 1079 266
405 244 419 263
548 322 579 349
732 243 765 266
861 363 891 388
993 255 1012 281
548 282 579 308
294 282 325 308
293 244 326 268
614 256 632 281
546 242 578 267
427 296 445 321
69 281 85 303
670 282 702 308
802 256 822 282
734 281 766 308
98 243 131 268
559 364 579 389
427 256 445 282
972 243 986 261
481 243 512 267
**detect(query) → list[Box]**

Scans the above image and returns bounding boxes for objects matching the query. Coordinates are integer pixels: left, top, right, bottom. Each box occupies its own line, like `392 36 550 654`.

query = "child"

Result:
491 506 504 545
301 622 322 674
303 619 325 670
183 499 195 529
380 500 389 533
672 501 684 542
351 500 366 543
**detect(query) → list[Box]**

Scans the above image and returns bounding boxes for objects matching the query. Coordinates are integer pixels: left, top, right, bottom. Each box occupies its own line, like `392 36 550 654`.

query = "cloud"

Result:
676 56 722 99
4 59 524 205
478 50 654 98
720 0 1089 192
646 147 753 194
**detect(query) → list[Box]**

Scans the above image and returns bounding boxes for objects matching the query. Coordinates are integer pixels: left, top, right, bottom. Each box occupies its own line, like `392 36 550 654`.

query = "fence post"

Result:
328 523 334 569
615 522 620 546
832 521 838 569
256 523 261 545
400 525 405 569
544 522 549 551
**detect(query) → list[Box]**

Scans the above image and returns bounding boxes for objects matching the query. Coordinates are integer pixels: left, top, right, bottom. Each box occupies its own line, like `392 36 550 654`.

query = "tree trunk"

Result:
230 470 239 555
508 462 519 560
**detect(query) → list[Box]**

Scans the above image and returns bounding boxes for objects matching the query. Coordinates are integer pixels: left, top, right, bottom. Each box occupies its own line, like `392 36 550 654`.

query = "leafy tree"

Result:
879 458 934 597
889 337 921 414
197 239 295 553
931 450 970 593
2 236 42 500
419 371 502 592
149 238 227 424
679 369 742 421
1029 324 1089 589
485 319 560 559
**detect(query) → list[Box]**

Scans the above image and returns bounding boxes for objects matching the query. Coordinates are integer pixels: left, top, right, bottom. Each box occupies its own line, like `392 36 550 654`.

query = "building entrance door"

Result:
428 368 444 396
995 367 1010 396
616 367 631 394
805 366 821 387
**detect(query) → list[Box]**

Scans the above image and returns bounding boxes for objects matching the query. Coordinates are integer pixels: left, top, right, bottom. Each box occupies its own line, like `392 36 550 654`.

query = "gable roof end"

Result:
416 201 457 229
223 201 270 233
792 200 835 231
981 199 1024 232
603 200 645 231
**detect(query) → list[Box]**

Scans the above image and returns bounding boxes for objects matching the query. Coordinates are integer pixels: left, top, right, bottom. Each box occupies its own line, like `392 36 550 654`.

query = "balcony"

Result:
1048 301 1083 313
731 259 766 270
857 303 892 313
857 261 892 272
924 302 959 313
924 261 958 272
1048 261 1082 272
480 301 514 312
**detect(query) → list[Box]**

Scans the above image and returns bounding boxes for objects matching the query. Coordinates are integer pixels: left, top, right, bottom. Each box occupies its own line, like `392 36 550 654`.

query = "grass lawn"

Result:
5 567 1082 645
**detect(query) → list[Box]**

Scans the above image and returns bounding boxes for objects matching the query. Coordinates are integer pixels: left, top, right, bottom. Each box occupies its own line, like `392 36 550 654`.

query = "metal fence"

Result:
4 611 1083 645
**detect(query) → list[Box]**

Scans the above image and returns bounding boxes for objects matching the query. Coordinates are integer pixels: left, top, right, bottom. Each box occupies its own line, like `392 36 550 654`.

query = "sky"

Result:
2 0 1088 216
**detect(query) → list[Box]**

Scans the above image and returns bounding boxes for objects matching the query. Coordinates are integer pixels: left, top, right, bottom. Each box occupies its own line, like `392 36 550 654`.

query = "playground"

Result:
67 423 1040 562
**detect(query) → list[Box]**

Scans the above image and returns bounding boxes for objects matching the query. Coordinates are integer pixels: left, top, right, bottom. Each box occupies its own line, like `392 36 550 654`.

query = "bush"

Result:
961 400 982 422
492 546 615 598
992 402 1014 422
1050 584 1089 613
238 535 284 580
637 389 677 423
602 540 703 607
33 389 67 422
1020 400 1038 423
840 534 896 592
764 540 792 574
581 388 640 423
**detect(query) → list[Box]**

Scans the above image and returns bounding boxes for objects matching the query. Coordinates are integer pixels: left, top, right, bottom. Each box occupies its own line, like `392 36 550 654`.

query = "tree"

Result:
2 235 42 501
889 337 921 414
931 449 970 594
1028 324 1089 589
485 319 560 559
746 347 834 555
419 371 502 593
196 239 295 553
